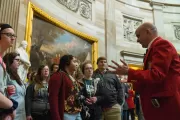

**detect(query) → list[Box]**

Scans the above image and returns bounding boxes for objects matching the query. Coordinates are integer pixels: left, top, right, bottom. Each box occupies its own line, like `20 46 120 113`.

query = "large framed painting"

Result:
25 2 98 71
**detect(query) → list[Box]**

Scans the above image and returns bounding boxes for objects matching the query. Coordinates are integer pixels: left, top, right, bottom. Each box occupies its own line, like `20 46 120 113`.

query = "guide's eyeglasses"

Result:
1 33 17 38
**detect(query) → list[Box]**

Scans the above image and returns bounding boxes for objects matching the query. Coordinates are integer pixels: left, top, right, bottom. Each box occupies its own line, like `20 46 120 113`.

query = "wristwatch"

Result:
3 99 18 114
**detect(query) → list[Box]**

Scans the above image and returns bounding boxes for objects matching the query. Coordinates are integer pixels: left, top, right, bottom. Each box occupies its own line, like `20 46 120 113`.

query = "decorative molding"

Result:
150 1 164 11
79 0 92 19
57 0 92 20
163 11 180 14
120 50 144 58
86 0 93 2
138 0 180 7
149 1 164 7
116 0 152 11
173 25 180 41
120 50 144 65
123 15 142 42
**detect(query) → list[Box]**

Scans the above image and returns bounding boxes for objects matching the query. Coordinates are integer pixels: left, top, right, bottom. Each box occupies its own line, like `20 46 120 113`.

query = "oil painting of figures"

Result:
30 17 92 71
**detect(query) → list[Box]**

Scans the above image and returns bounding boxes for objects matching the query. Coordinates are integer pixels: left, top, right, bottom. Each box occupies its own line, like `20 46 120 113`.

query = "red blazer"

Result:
48 72 73 120
128 37 180 120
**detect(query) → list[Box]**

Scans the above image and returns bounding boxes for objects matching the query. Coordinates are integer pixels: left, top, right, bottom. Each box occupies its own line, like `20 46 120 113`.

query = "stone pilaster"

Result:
150 2 165 37
0 0 20 52
105 0 116 63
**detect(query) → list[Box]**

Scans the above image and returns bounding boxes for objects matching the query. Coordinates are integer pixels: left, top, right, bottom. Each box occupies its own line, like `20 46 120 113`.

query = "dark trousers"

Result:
89 108 102 120
32 111 51 120
122 110 128 120
127 109 135 120
81 105 102 120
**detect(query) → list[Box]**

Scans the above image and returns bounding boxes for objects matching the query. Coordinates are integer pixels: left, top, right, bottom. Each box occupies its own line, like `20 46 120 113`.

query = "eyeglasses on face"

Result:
85 67 93 70
1 33 17 38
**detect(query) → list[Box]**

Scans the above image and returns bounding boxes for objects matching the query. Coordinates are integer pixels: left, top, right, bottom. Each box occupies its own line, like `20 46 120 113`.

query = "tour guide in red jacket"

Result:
109 22 180 120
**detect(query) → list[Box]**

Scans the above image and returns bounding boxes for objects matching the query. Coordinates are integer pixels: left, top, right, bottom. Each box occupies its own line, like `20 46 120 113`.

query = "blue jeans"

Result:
64 112 82 120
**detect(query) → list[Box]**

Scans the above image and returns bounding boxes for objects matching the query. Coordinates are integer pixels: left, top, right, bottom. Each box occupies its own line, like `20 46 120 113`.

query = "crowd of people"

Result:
0 22 180 120
25 56 140 120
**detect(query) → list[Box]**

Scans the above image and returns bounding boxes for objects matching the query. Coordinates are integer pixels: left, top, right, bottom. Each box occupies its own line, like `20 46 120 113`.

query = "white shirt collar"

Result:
147 36 159 49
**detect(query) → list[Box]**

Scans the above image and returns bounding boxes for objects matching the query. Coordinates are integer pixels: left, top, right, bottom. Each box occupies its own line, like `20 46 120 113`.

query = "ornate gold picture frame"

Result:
25 2 98 70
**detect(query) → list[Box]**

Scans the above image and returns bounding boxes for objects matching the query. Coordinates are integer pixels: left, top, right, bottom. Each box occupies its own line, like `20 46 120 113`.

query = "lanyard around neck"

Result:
84 79 93 97
98 72 104 81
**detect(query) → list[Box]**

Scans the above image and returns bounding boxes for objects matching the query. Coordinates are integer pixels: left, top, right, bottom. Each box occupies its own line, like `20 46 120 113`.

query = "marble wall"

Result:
115 0 153 65
16 0 180 65
163 5 180 51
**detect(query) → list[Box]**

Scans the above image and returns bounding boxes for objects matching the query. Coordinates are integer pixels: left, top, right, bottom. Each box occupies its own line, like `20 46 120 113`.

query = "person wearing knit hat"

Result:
0 23 17 120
